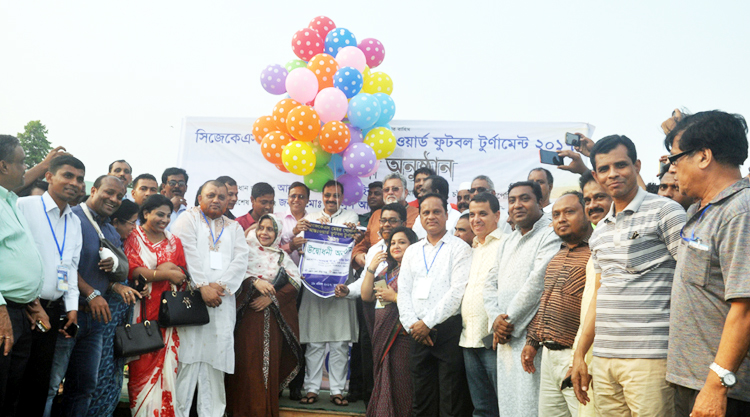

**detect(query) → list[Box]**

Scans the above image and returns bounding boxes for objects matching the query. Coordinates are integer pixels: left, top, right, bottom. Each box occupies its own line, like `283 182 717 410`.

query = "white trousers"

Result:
303 341 350 395
175 362 226 417
539 347 579 417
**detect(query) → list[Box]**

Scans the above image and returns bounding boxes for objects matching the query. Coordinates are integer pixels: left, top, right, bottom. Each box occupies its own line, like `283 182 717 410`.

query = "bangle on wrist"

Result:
153 270 157 280
367 268 376 274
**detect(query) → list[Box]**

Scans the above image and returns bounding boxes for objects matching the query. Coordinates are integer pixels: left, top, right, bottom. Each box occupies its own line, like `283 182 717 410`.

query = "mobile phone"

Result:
134 274 146 292
560 375 573 390
540 150 564 166
35 320 49 333
59 316 79 338
565 132 580 147
482 333 494 350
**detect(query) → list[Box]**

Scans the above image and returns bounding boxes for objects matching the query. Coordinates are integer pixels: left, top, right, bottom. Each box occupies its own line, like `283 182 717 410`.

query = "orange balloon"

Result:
319 121 351 153
306 53 339 90
272 98 301 133
260 131 292 165
285 105 321 142
275 163 289 173
252 115 276 144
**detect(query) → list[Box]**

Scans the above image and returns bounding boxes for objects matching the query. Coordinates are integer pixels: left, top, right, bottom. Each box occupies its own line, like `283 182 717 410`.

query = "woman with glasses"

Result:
123 194 187 416
360 226 418 417
111 199 139 241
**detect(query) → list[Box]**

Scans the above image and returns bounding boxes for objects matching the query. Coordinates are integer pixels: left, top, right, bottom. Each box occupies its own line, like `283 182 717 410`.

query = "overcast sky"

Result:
2 0 748 186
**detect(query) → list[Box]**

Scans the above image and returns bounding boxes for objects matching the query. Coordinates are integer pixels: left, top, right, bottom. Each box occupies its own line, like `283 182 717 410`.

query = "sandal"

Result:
330 395 349 406
299 393 318 404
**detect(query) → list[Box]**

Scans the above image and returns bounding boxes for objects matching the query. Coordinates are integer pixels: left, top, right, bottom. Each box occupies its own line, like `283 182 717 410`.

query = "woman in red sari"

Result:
360 226 419 417
124 194 187 416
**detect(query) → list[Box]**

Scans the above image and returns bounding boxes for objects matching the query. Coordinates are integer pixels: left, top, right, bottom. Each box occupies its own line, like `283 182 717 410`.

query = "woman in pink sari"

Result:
360 226 419 417
124 194 187 416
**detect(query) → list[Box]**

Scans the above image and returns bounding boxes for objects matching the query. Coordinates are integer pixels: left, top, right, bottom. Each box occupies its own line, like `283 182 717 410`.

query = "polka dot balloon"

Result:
325 28 357 57
362 71 393 95
252 115 277 144
272 98 301 133
285 59 307 73
347 93 381 130
308 15 336 39
260 131 292 165
357 38 385 68
373 93 395 126
260 64 288 95
337 174 364 206
319 121 351 153
282 141 317 176
285 105 321 142
364 127 397 159
333 66 363 99
306 53 339 90
342 142 377 177
314 87 348 123
291 28 324 61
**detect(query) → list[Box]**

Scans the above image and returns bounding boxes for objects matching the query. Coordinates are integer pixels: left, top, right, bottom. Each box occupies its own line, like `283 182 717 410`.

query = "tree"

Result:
17 120 51 166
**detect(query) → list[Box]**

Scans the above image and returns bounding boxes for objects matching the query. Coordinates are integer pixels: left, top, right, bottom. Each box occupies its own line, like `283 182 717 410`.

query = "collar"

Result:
473 227 504 247
562 238 589 250
0 185 16 203
323 207 343 218
282 206 306 220
690 176 750 217
42 191 72 217
421 230 450 248
604 186 647 223
514 213 552 238
83 199 111 224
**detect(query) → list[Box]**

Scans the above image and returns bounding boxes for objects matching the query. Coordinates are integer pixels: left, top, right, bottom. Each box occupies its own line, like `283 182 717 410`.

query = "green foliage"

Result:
17 120 51 166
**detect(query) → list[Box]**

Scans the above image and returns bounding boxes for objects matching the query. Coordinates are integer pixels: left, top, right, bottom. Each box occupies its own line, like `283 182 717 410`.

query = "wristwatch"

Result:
710 362 737 388
86 289 102 304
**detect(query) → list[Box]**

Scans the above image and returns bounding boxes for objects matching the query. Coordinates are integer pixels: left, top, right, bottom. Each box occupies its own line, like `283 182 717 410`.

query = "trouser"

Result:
175 362 226 417
17 298 64 417
288 284 306 394
303 341 350 396
674 384 750 417
410 315 472 417
349 298 374 402
538 347 578 417
0 301 33 417
44 333 75 417
591 356 674 417
59 309 105 417
462 347 499 417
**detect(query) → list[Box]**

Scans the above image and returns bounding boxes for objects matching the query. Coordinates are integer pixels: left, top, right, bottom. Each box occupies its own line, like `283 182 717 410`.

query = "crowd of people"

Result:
0 108 749 417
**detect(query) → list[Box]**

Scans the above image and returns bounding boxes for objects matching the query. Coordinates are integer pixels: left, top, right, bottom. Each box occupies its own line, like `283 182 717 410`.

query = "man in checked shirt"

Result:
520 191 593 416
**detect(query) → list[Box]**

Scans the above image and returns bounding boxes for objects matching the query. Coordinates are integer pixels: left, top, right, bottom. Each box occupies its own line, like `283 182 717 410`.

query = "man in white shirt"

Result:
171 180 249 417
528 168 555 213
15 155 84 416
298 180 360 406
460 192 504 417
398 193 473 416
161 167 189 231
412 175 462 239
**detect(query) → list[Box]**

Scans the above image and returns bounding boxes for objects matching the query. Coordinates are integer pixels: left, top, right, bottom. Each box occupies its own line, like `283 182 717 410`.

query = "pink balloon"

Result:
335 46 366 73
314 87 348 123
291 28 324 61
285 68 319 104
308 16 336 39
357 38 386 68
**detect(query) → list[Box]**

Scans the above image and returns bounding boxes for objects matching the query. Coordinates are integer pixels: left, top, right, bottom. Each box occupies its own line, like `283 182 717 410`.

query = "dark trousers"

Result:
674 384 750 417
409 315 472 417
0 302 33 417
348 298 374 403
287 287 306 395
17 299 64 417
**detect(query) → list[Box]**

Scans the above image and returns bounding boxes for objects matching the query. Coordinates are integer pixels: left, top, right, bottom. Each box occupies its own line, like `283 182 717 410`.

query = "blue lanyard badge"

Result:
680 203 712 245
202 211 225 270
422 242 444 276
41 197 69 291
201 210 225 249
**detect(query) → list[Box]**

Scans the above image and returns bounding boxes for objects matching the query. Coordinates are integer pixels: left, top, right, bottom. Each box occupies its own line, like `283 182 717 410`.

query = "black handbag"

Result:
271 252 289 291
80 203 129 283
114 298 164 358
158 272 210 327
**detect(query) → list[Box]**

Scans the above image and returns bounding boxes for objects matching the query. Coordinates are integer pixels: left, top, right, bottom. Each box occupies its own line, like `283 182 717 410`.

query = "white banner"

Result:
177 117 595 216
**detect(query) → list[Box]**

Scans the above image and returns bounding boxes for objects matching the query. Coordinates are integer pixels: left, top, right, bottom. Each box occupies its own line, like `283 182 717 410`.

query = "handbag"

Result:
80 203 129 283
271 252 289 291
158 271 210 327
114 298 164 358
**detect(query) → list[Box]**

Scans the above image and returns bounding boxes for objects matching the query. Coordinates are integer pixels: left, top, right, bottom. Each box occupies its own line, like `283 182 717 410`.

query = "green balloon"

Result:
304 166 334 192
285 59 307 73
311 141 332 166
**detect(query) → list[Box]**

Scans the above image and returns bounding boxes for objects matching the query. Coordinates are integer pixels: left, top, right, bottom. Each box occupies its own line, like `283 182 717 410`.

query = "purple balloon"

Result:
337 174 364 206
342 143 377 177
260 64 289 95
348 126 364 144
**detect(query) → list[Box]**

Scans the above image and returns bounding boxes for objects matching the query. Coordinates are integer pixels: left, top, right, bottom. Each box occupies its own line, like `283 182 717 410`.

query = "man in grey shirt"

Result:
665 110 750 417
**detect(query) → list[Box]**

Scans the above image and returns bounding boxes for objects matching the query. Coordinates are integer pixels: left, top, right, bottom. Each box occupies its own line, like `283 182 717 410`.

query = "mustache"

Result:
588 208 605 215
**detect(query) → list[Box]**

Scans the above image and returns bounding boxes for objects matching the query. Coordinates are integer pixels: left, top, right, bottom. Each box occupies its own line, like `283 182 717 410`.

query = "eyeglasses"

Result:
469 187 488 194
667 149 696 165
167 180 187 187
125 219 137 226
383 187 401 193
379 217 402 225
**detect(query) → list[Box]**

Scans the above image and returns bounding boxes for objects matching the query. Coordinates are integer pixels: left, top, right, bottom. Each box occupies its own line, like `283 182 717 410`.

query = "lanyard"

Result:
201 210 225 249
385 270 396 285
41 196 67 264
680 203 712 243
422 242 444 276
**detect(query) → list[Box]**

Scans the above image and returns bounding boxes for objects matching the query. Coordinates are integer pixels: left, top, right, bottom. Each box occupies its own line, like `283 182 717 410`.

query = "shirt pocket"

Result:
681 244 711 287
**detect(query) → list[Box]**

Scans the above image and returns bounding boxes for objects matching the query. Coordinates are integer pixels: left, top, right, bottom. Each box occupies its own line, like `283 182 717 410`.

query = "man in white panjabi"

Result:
298 180 360 405
170 180 249 417
483 181 561 416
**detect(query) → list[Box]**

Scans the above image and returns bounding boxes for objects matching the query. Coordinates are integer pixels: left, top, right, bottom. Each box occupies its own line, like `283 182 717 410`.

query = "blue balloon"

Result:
373 93 395 126
328 153 347 178
325 28 357 57
334 67 363 99
347 93 381 130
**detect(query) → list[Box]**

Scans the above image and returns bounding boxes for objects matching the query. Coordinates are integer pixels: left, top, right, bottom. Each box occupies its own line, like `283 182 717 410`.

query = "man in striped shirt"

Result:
571 135 686 416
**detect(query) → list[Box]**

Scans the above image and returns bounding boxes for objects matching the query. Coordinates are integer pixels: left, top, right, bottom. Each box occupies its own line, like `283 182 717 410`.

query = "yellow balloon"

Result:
362 71 393 95
281 141 317 175
362 65 371 79
364 127 396 159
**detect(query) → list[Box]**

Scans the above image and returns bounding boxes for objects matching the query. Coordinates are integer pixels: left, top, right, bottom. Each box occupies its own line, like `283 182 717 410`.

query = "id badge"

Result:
689 240 709 251
209 251 223 270
415 277 431 300
57 265 69 291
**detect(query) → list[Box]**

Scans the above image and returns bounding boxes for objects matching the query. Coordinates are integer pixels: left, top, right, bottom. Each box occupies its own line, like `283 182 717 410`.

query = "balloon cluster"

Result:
255 16 396 205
